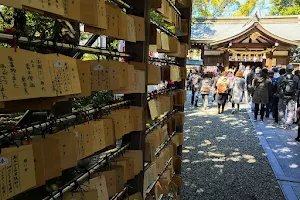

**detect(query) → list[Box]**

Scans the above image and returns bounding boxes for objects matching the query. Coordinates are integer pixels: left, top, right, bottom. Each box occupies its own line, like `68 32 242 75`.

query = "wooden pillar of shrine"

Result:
223 50 229 69
200 44 205 62
266 52 273 69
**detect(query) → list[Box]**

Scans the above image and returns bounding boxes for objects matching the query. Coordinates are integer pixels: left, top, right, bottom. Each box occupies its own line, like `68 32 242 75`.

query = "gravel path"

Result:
181 92 285 200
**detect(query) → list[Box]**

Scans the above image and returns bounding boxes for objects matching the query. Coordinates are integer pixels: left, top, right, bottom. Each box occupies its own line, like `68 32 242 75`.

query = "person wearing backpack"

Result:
200 73 213 109
277 64 300 129
252 69 272 122
216 71 230 114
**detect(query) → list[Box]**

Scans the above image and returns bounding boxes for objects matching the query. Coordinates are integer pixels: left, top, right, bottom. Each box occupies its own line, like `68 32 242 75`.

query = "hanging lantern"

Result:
262 53 267 59
235 54 238 61
244 55 247 61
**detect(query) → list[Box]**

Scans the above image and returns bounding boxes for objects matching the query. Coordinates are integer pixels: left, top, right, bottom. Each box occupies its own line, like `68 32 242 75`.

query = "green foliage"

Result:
192 0 240 17
233 0 264 16
72 91 114 110
82 53 99 61
269 0 300 15
0 7 14 31
0 7 55 39
150 9 175 34
192 0 265 17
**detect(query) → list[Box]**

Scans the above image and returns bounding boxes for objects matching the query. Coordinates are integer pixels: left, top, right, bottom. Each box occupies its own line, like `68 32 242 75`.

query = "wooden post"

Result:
287 50 291 65
262 58 266 68
175 5 192 178
123 0 150 196
201 44 205 63
267 52 273 69
223 50 229 69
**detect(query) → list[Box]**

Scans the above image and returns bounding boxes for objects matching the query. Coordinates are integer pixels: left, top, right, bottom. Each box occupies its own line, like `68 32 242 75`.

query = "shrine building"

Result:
190 15 300 69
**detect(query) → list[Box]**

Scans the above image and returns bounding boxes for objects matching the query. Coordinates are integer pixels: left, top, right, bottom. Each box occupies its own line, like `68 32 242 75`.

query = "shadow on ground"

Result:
181 92 284 200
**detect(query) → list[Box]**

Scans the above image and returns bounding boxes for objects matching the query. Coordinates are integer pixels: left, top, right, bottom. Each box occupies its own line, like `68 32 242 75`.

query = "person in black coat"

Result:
246 66 255 102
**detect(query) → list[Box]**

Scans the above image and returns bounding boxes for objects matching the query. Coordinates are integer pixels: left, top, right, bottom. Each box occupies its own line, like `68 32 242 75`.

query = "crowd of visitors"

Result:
187 64 300 141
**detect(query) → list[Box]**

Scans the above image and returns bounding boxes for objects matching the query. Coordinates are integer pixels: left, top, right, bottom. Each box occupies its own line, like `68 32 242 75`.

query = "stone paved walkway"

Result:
247 108 300 200
181 91 284 200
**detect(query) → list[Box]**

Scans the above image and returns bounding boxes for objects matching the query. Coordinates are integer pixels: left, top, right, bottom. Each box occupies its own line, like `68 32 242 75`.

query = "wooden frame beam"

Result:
231 43 272 48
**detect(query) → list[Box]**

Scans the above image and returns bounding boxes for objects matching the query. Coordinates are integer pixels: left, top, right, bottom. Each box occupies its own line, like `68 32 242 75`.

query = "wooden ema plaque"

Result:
0 49 81 102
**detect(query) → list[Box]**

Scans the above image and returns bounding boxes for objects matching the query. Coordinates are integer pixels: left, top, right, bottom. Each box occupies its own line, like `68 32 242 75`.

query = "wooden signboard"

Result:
48 130 77 170
22 0 65 16
148 64 162 85
73 123 94 160
129 15 146 41
76 60 92 97
0 145 36 199
31 137 62 185
82 175 109 200
80 0 107 29
63 190 98 200
0 48 52 101
46 53 82 96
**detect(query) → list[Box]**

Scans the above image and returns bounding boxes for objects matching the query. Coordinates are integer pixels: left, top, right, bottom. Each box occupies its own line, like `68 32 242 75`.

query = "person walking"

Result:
212 71 221 102
227 69 235 103
295 107 300 142
217 63 224 73
199 65 205 76
246 66 255 104
277 64 300 129
216 71 230 114
264 69 272 118
190 70 202 106
238 62 246 73
231 71 246 113
295 70 300 108
186 69 193 90
243 65 251 79
200 73 212 109
270 70 280 123
252 69 272 122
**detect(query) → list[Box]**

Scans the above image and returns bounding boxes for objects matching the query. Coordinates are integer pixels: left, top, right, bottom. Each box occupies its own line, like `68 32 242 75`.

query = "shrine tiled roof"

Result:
191 15 300 43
